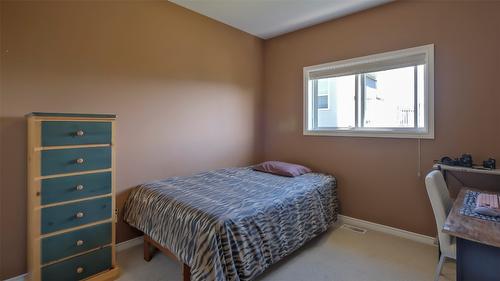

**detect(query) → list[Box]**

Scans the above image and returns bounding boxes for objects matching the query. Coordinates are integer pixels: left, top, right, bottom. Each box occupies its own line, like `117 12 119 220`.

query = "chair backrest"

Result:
425 170 453 252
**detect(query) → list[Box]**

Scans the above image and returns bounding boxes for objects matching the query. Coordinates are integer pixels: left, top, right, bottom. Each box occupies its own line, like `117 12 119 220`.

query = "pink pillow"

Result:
253 161 312 177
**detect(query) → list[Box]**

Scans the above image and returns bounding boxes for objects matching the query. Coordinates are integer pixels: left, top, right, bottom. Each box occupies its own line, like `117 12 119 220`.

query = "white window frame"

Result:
303 44 434 139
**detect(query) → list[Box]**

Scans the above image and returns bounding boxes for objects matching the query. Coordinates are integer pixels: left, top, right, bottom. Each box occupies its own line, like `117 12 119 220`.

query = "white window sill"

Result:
303 129 434 139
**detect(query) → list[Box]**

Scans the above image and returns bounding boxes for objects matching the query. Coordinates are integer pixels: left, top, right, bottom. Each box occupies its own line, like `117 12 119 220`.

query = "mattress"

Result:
123 167 338 281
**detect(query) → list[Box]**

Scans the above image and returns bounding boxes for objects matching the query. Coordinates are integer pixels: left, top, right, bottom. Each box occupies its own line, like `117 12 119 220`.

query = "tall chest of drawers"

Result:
27 113 120 281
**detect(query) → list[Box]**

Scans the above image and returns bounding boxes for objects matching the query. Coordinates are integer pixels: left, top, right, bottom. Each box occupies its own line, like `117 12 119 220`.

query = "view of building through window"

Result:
315 65 425 129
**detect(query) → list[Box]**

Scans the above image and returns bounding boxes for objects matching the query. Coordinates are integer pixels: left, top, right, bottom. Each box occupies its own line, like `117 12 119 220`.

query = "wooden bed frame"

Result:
143 235 191 281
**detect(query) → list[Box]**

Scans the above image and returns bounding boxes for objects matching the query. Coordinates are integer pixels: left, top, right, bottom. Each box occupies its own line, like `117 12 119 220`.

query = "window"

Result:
303 44 434 139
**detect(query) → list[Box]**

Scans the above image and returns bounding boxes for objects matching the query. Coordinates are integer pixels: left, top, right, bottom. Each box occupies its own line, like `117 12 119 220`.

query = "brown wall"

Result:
263 0 500 238
2 0 500 279
0 0 3 278
0 1 263 279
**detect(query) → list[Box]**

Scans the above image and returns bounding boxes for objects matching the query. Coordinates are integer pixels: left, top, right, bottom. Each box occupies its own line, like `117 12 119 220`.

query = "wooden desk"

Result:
443 188 500 281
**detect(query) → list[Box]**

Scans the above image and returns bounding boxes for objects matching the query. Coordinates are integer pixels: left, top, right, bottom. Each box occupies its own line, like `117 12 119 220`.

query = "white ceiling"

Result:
169 0 392 39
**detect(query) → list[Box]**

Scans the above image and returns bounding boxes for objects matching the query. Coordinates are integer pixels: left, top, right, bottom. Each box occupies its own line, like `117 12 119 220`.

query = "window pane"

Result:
316 76 355 128
318 79 329 95
363 66 416 128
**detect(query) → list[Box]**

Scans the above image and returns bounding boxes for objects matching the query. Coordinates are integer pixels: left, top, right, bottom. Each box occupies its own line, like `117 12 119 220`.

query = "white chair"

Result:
425 170 456 281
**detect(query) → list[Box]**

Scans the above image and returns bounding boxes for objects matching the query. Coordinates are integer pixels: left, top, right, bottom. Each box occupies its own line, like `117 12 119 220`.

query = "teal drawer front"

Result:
41 223 111 264
42 121 111 146
41 197 111 234
41 247 111 281
41 172 111 205
41 147 111 176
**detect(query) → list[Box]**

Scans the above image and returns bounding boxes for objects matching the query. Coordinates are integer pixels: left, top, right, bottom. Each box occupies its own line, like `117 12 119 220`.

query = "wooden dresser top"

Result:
27 112 116 118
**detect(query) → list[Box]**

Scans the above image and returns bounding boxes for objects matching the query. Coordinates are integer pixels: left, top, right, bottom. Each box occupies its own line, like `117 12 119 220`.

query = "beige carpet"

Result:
117 226 455 281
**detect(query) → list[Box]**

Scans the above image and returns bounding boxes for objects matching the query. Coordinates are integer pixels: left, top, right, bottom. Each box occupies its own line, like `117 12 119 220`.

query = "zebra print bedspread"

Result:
123 167 338 281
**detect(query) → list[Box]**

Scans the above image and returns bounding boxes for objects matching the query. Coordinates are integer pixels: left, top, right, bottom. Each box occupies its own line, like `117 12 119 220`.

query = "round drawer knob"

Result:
76 184 84 191
76 266 84 274
76 239 84 246
76 130 85 137
75 212 85 219
76 158 85 164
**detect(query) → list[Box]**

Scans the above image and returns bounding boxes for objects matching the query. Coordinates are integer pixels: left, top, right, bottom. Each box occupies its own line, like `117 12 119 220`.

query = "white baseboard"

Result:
337 214 437 246
116 235 144 252
3 274 27 281
111 219 437 249
3 218 435 281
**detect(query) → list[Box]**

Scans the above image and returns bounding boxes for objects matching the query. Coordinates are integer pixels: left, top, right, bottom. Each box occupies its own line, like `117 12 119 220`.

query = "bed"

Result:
123 166 338 281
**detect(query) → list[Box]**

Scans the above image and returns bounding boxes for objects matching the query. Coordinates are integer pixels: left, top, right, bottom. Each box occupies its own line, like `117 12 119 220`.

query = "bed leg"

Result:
143 236 156 262
182 263 191 281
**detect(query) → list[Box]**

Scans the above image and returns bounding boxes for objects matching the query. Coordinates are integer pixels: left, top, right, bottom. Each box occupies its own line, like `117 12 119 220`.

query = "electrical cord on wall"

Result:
417 138 422 178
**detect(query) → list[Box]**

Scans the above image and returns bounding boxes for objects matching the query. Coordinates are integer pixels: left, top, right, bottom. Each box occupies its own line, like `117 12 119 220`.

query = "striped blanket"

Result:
123 167 338 281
